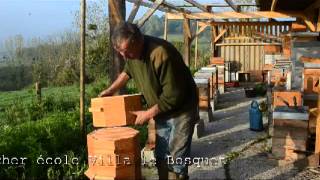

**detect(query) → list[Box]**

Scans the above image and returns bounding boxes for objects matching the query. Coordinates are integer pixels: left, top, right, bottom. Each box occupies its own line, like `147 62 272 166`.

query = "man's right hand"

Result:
98 89 113 97
97 72 130 97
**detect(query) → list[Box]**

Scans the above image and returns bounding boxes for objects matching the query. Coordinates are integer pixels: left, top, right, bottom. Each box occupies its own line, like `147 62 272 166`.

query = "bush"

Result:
0 112 87 179
254 83 267 96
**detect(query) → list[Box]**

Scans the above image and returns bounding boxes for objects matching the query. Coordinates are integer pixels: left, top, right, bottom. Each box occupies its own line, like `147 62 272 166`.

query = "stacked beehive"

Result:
85 94 142 180
194 78 210 110
301 57 320 134
210 57 225 94
272 106 309 162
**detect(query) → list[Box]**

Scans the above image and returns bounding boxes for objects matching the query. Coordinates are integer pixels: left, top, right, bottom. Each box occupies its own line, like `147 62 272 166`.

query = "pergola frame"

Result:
79 0 320 139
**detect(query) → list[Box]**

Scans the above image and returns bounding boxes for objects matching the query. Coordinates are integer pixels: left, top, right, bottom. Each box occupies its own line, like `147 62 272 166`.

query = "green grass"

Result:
0 79 148 179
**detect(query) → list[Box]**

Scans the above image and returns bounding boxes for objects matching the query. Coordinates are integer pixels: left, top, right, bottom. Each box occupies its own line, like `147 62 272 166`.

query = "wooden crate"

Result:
272 90 302 107
86 127 141 180
89 94 142 127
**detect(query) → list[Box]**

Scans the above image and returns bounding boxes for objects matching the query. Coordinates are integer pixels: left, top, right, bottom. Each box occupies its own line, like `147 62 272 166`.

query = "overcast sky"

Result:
0 0 224 51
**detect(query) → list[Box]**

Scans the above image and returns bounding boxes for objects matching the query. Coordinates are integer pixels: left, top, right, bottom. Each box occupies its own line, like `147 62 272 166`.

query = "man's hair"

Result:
111 22 142 49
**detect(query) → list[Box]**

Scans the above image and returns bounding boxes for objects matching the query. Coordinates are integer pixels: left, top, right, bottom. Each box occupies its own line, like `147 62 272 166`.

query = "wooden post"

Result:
35 82 41 103
315 85 320 162
80 0 86 139
195 21 199 68
108 0 126 94
183 17 191 66
163 13 168 40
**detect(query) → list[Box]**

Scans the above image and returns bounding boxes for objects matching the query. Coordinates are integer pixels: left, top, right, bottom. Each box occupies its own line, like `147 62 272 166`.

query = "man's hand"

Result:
98 72 130 97
131 104 160 125
131 110 151 125
98 89 113 97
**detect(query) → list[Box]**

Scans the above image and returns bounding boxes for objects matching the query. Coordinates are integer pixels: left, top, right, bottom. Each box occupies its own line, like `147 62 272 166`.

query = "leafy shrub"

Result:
0 112 87 179
254 83 267 96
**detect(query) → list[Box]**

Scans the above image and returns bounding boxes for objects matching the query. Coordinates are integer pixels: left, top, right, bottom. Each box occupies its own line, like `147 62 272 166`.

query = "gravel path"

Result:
142 87 320 180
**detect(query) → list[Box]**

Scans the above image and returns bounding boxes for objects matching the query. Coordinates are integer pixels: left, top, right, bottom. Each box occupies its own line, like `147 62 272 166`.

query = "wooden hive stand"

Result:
85 127 141 180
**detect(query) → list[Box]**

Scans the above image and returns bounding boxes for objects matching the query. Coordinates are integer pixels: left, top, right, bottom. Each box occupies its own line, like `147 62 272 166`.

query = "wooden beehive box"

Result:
303 69 320 94
194 71 215 99
210 57 224 65
89 94 142 127
194 78 210 110
85 127 141 180
272 90 302 108
264 45 281 54
272 106 309 161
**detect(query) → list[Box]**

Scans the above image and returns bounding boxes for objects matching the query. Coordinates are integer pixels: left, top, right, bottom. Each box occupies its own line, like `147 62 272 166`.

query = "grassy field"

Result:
0 79 147 179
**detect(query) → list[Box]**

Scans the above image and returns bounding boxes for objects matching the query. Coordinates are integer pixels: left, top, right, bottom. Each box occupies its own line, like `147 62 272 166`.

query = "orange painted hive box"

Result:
85 127 141 180
303 69 320 94
272 90 302 107
89 94 142 127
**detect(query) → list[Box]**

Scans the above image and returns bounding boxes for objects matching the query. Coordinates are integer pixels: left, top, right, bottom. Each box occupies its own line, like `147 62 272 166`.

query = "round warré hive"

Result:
85 127 141 180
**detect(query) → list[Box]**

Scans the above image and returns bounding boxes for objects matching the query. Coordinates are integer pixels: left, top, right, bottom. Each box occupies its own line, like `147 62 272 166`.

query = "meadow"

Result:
0 79 147 179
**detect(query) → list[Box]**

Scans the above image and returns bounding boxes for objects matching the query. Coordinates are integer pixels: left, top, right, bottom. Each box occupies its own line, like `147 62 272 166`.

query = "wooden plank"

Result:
166 11 301 20
184 0 208 12
137 0 164 28
127 0 141 23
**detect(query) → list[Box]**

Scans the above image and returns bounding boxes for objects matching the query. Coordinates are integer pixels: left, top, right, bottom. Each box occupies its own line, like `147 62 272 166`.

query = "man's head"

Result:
112 22 144 59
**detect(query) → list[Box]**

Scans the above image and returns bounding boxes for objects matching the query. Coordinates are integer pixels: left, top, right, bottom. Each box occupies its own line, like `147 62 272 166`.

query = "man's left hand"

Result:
131 111 151 125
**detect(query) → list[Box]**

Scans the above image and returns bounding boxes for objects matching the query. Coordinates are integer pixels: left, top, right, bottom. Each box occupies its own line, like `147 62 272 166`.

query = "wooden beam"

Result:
183 18 191 66
305 0 320 12
109 0 125 23
191 23 208 41
194 21 199 68
80 0 86 140
177 3 259 8
163 13 168 40
214 28 227 43
183 15 192 38
108 0 126 92
167 11 302 20
126 0 169 12
303 17 316 32
271 0 278 11
127 0 141 23
137 0 163 28
161 1 191 14
184 0 208 12
225 0 240 12
216 42 282 46
209 21 292 26
318 9 320 31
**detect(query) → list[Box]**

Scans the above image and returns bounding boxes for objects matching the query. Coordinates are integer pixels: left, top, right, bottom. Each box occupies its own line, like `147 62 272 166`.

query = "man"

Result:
99 22 198 180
